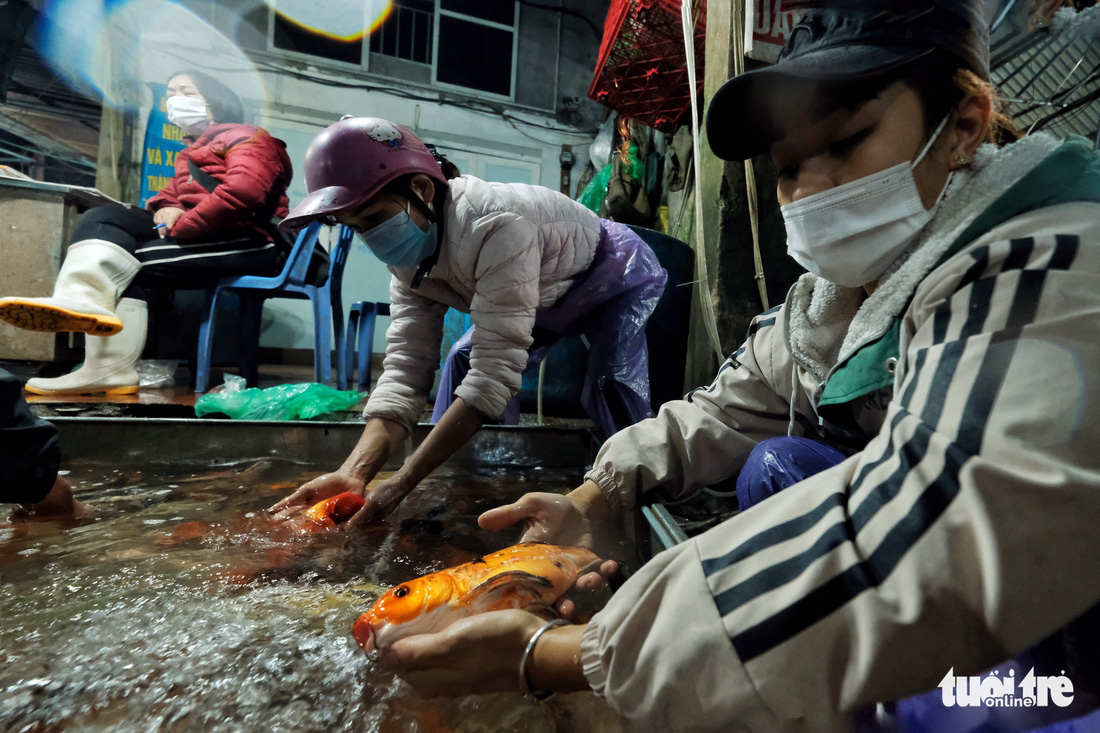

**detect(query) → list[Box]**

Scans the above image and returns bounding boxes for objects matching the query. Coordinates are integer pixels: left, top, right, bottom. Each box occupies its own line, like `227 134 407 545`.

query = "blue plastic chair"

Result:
194 222 355 393
346 301 390 390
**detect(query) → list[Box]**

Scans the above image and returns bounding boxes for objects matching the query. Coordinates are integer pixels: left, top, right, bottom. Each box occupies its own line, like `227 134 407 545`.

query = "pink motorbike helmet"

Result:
282 116 448 229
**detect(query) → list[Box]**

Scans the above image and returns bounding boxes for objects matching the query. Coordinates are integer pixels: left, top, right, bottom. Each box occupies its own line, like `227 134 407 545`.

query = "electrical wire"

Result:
681 0 724 364
1015 32 1082 99
1012 59 1100 118
997 27 1064 86
515 0 601 40
0 134 96 168
244 56 601 137
503 115 596 146
993 6 1100 140
1032 81 1100 131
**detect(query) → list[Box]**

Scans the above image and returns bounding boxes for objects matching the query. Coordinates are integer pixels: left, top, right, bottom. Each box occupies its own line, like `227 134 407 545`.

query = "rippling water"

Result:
0 460 621 732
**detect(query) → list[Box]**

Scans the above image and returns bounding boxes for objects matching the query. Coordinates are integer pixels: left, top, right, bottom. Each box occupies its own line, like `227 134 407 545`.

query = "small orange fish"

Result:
352 542 601 653
300 492 365 533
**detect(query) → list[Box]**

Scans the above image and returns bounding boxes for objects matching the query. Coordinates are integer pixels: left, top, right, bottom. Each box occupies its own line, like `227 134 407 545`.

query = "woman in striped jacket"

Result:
376 2 1100 731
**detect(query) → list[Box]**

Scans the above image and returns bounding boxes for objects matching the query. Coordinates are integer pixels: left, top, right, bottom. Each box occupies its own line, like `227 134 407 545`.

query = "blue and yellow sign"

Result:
138 83 187 207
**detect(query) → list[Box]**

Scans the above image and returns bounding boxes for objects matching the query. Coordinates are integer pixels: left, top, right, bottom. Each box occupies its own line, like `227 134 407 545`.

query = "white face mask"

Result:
780 116 952 288
166 95 212 136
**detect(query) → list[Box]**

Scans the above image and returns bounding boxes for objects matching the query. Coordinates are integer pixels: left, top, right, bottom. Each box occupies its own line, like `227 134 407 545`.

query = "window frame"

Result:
263 0 519 102
368 0 436 68
266 0 373 71
430 0 519 102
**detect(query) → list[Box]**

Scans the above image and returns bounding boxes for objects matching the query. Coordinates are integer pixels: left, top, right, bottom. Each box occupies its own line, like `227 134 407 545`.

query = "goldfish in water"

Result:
352 542 601 653
300 492 365 533
163 492 363 548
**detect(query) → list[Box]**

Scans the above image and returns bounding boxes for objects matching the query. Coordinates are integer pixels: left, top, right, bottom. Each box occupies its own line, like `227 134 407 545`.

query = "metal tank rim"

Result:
50 418 601 469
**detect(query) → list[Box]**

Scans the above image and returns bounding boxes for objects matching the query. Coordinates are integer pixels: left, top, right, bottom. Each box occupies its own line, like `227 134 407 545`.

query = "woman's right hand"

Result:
152 207 185 237
269 471 366 517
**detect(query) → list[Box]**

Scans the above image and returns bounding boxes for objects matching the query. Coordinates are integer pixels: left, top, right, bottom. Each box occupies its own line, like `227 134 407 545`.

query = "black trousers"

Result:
0 368 59 503
71 205 281 301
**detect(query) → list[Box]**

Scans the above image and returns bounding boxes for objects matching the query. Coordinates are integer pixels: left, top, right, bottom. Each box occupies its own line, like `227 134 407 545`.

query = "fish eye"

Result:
393 586 409 598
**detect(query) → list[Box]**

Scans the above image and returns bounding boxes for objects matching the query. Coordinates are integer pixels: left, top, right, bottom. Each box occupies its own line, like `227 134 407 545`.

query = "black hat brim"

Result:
706 43 934 161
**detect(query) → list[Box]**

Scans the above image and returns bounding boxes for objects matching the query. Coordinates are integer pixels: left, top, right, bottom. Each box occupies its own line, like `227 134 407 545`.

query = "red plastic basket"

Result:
587 0 707 133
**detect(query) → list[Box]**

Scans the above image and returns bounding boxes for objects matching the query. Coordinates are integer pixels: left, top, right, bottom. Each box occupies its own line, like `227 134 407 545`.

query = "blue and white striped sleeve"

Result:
584 305 809 514
581 203 1100 728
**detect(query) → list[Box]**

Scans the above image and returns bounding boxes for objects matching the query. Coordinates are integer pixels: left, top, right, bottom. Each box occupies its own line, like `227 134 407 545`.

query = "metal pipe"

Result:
537 359 546 426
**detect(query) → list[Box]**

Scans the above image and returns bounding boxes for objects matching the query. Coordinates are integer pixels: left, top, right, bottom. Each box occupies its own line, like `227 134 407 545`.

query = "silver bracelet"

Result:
519 618 569 700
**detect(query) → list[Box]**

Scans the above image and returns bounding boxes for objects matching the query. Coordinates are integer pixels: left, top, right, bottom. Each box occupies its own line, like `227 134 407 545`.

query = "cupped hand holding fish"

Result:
269 472 409 529
353 543 602 651
378 609 589 698
297 492 365 533
269 470 366 518
357 544 607 698
270 417 408 524
345 474 414 529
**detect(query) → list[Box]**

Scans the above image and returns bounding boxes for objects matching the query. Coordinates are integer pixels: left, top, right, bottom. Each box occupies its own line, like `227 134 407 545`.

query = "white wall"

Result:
249 74 595 352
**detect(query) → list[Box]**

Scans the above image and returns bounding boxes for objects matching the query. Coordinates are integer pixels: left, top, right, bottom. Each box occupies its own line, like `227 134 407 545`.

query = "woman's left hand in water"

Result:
378 610 546 697
346 476 414 529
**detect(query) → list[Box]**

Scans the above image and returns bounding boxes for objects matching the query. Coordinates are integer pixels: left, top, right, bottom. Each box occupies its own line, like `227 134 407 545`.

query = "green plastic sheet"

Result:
195 383 363 421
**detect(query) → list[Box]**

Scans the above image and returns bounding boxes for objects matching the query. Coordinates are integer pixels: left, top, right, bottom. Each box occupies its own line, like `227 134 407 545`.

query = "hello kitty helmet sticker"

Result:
282 116 448 228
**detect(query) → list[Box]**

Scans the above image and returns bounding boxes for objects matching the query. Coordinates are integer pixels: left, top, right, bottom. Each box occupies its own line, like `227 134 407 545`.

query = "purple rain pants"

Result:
737 437 1100 733
431 220 667 440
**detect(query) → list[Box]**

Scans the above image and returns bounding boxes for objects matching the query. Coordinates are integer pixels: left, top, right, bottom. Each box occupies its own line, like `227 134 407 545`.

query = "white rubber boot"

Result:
0 239 141 335
24 298 148 396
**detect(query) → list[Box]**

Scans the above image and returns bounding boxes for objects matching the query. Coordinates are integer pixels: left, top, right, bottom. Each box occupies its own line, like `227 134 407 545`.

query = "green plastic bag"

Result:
578 162 613 213
195 383 363 421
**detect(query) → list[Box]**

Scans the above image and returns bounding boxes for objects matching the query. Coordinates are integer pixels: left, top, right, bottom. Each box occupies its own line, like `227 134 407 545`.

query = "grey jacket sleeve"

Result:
0 369 60 504
362 276 449 434
453 213 540 419
580 204 1100 730
584 308 820 513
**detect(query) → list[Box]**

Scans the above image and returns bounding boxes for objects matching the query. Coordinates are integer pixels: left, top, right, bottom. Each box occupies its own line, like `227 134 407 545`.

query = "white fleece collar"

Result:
1052 4 1100 38
784 132 1063 380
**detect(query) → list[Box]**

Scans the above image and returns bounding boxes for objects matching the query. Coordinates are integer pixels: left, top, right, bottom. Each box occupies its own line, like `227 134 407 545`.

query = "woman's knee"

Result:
77 206 125 226
742 437 808 481
71 205 150 252
737 437 847 511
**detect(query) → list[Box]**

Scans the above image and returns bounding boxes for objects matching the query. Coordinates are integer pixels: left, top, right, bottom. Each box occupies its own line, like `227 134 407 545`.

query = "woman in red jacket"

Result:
0 71 293 395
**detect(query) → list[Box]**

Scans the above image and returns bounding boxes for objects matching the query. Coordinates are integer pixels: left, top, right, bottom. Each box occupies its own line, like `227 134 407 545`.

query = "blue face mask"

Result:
357 200 437 269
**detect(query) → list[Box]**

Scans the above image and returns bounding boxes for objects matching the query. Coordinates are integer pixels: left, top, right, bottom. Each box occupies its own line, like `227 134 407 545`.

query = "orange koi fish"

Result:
300 492 365 533
352 542 601 653
163 493 364 549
